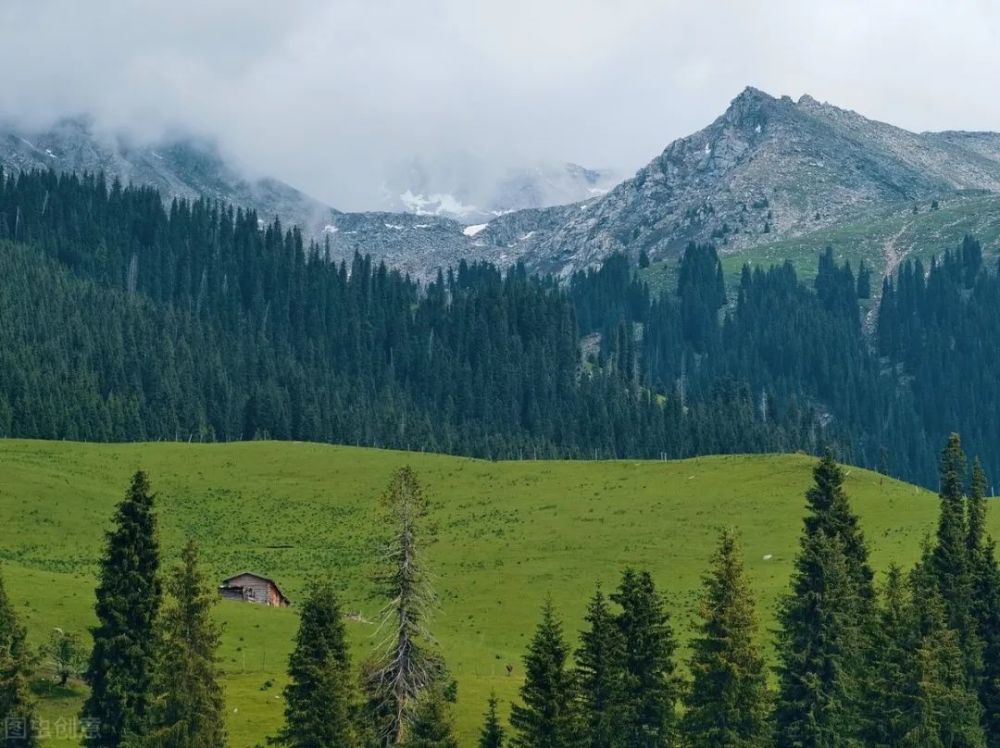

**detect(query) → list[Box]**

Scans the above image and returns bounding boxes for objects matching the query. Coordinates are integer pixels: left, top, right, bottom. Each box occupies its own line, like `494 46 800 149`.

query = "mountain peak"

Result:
721 86 783 130
475 86 1000 277
733 85 773 102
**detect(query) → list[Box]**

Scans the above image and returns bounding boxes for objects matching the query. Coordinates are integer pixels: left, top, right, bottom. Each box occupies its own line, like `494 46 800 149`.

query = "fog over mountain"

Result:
3 1 1000 213
382 153 618 221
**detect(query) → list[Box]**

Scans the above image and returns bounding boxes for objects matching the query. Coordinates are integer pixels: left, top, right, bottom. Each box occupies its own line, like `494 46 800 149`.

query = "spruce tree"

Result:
775 530 863 746
775 452 876 746
144 540 226 747
0 567 38 748
856 260 872 299
682 529 770 747
804 451 875 608
932 434 982 684
404 688 458 748
273 582 358 747
863 564 914 746
968 459 988 560
906 557 986 747
611 569 678 748
82 470 163 747
363 467 442 745
478 694 504 748
575 585 625 748
967 459 1000 744
510 599 580 748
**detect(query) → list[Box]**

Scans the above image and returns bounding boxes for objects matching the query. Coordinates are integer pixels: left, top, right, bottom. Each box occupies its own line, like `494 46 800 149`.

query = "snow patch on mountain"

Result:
399 189 480 218
385 155 618 223
462 223 488 237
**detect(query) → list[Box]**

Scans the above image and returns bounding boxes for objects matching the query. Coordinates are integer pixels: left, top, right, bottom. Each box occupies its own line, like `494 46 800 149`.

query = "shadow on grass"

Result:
31 678 85 700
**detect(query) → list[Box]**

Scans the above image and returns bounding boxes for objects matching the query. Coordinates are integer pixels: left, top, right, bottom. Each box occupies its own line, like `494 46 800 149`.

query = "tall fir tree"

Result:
143 540 226 747
0 566 38 748
478 694 504 748
273 582 359 747
510 599 580 748
863 564 914 746
775 453 875 746
905 554 986 747
681 529 770 747
82 470 163 747
966 458 1000 744
775 530 864 746
611 569 678 748
804 451 875 608
575 585 625 748
364 467 442 746
932 434 982 685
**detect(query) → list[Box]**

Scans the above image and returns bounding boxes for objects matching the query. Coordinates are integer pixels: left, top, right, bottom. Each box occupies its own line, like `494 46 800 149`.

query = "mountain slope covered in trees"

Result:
2 168 1000 487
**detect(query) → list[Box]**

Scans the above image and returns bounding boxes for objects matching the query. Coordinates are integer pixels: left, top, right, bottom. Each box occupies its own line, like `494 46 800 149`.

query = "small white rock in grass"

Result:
763 554 773 561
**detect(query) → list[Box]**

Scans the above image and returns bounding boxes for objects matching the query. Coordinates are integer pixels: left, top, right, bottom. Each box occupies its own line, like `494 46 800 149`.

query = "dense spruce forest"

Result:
0 168 998 487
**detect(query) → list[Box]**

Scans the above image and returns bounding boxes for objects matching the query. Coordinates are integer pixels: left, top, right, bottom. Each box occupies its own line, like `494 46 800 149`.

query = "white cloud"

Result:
2 0 999 210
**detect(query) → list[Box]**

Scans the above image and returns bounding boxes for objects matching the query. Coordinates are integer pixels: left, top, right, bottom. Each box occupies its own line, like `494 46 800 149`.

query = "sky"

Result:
3 0 1000 210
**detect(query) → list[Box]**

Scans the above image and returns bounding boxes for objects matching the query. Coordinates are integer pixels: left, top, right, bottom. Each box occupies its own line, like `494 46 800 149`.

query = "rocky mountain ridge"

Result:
4 89 1000 280
474 87 1000 276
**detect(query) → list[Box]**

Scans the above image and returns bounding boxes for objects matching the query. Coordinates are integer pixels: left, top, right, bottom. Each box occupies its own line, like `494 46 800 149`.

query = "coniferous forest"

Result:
1 168 999 488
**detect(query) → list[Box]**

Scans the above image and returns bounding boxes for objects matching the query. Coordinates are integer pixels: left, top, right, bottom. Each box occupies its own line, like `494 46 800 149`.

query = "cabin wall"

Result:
220 574 287 607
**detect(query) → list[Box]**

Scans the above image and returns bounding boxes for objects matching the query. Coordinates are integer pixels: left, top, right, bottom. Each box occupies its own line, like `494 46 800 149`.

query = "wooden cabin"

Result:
218 572 291 608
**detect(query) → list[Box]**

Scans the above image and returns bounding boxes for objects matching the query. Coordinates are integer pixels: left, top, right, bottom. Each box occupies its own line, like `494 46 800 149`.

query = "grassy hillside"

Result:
722 192 1000 284
0 440 971 745
636 193 1000 297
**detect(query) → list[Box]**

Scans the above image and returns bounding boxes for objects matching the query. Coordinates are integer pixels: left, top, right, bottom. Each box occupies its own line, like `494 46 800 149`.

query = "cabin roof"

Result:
219 571 291 603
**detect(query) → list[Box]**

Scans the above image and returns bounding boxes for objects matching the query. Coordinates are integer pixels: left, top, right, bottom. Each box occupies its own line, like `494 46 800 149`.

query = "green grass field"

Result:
0 440 975 745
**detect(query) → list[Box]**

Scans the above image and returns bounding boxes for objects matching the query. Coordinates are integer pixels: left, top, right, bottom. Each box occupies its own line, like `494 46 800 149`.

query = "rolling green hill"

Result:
0 440 974 745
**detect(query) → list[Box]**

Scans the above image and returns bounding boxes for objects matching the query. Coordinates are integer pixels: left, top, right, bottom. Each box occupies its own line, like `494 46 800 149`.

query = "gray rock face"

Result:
319 211 474 278
476 87 1000 277
5 89 1000 281
0 118 486 279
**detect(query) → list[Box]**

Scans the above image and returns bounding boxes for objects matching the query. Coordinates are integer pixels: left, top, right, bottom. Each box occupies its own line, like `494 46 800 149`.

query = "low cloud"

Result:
3 0 999 209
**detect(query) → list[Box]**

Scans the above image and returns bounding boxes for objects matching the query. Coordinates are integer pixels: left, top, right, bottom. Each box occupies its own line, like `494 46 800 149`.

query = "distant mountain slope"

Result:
0 118 482 279
5 89 1000 280
473 87 1000 276
726 192 1000 284
0 117 335 234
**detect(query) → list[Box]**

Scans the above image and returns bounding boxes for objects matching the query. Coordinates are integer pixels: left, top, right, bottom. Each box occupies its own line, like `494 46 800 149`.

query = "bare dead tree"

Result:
364 466 442 745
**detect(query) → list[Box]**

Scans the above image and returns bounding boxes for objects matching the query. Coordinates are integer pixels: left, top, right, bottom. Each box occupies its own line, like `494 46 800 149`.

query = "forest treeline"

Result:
2 436 998 746
0 168 998 486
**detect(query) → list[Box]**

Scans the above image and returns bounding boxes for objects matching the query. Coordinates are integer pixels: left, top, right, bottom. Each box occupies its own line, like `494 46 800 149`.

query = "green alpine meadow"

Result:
0 438 988 744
